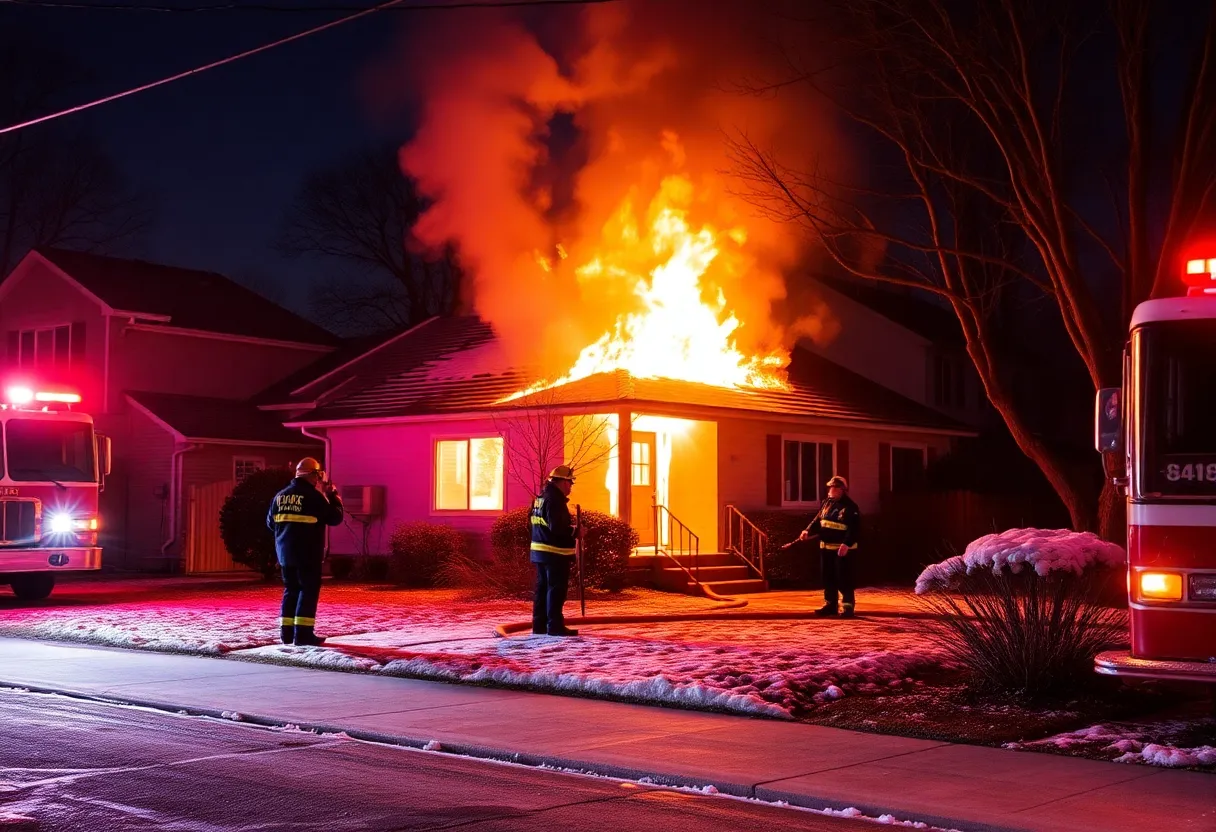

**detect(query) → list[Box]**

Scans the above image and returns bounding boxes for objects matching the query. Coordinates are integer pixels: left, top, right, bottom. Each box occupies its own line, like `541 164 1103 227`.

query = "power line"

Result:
0 0 619 136
3 0 613 11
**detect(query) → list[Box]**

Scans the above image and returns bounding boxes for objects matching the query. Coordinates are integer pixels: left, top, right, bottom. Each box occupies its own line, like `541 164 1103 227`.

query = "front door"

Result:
630 432 657 546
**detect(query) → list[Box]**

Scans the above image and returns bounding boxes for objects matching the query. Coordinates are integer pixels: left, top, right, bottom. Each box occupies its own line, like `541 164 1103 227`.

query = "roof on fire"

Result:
278 315 972 434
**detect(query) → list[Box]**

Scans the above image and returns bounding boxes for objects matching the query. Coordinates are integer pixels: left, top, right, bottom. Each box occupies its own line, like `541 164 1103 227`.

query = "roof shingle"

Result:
37 248 337 347
127 391 321 445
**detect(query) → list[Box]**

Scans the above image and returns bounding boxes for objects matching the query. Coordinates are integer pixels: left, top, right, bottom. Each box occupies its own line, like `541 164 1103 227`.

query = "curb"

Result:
0 679 1005 832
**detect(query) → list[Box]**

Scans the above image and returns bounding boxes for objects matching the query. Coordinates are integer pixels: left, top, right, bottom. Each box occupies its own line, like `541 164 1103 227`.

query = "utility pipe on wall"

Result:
162 443 202 559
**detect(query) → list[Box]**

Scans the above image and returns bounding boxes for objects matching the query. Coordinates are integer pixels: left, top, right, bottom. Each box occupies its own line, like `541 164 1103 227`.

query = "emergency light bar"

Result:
1184 258 1216 295
4 386 82 406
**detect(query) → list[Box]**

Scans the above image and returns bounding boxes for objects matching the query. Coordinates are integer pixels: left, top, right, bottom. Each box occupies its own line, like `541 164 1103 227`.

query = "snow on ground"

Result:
916 528 1126 593
0 580 947 718
1006 719 1216 769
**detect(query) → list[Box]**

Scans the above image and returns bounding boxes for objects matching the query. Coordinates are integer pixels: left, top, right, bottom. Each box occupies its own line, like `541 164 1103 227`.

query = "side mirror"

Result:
1094 388 1122 453
97 434 112 477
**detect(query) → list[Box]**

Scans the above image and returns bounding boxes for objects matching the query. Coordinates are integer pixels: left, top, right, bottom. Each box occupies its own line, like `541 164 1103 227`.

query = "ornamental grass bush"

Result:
914 528 1127 698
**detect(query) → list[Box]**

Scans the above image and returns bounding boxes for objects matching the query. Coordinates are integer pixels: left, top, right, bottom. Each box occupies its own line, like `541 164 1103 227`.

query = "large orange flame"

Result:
507 168 789 401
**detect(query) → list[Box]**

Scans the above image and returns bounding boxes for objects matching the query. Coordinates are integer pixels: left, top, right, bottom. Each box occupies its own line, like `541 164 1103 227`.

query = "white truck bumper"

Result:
0 547 102 573
1095 649 1216 683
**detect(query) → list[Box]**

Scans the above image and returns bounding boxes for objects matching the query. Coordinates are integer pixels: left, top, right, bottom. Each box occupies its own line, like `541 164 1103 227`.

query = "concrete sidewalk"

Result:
0 637 1210 832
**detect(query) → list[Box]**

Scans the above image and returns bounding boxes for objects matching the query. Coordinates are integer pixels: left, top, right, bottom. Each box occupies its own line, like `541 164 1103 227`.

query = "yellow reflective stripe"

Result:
530 515 549 527
820 520 848 530
294 617 316 626
820 541 857 549
273 513 318 524
530 542 576 556
279 617 294 626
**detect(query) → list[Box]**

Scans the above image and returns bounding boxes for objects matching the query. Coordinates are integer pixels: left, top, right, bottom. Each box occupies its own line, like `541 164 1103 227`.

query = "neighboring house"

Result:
802 274 990 428
264 315 974 593
0 248 335 572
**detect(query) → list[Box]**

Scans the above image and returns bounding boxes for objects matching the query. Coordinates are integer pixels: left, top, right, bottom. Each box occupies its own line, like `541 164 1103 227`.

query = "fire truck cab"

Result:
1094 257 1216 683
0 383 110 601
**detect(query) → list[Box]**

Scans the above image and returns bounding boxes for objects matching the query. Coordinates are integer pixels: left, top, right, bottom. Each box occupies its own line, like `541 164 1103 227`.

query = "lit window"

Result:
234 457 264 484
631 440 651 486
435 437 504 511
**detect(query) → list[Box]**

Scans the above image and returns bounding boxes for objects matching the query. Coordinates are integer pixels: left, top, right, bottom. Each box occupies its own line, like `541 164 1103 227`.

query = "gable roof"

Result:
282 315 971 434
812 273 965 347
126 391 322 446
32 248 338 347
251 327 414 407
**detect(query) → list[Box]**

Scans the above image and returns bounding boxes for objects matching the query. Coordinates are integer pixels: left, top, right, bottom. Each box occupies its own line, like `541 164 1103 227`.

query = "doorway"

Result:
630 431 657 546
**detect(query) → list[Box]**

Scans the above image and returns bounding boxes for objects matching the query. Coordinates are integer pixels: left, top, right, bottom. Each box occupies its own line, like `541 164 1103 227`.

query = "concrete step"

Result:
660 565 754 582
663 552 743 568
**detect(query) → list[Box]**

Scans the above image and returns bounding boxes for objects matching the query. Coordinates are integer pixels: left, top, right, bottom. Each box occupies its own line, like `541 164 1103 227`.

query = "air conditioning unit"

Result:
339 485 385 518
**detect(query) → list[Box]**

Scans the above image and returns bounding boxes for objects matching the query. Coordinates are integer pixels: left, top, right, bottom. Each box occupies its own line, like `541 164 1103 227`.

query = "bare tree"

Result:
0 33 149 275
492 389 629 498
730 0 1216 535
278 145 462 335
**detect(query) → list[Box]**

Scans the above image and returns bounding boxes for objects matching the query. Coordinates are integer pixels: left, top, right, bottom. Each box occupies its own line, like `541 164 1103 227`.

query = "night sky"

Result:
4 0 423 315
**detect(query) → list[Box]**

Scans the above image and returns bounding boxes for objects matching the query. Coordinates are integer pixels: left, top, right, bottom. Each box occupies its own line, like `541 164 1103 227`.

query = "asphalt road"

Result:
0 688 869 832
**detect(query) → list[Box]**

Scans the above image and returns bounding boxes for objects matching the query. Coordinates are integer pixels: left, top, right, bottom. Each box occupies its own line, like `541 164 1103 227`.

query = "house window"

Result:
890 446 927 493
932 355 967 409
631 441 651 486
6 323 85 371
435 437 504 511
783 438 834 504
234 457 265 484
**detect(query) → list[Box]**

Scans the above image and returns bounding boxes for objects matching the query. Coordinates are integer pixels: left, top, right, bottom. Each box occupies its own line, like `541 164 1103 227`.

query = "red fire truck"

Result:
1094 255 1216 683
0 382 111 601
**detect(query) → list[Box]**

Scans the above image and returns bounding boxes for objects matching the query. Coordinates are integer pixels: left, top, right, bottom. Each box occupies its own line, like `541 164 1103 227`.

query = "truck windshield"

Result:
1138 319 1216 497
4 419 95 483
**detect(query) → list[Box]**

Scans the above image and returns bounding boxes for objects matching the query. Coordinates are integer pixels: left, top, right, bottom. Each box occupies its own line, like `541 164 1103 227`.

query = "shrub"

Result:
741 510 818 588
328 555 355 581
446 506 638 598
388 521 465 587
219 467 293 580
914 529 1127 698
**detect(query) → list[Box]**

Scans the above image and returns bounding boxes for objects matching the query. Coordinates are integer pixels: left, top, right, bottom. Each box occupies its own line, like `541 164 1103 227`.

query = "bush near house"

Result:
914 528 1127 699
743 510 818 588
444 506 637 599
219 467 294 580
388 522 466 587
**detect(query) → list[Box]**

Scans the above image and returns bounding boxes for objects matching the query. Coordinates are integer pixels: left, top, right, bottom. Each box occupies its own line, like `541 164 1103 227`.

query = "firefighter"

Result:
266 458 345 646
530 465 580 637
798 475 861 618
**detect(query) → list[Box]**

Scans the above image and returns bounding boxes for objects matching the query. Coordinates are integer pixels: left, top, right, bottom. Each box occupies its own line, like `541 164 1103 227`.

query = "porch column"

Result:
617 408 632 527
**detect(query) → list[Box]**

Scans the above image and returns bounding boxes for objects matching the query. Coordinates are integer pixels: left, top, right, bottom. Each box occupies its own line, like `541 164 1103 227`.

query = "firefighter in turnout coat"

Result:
529 465 580 637
266 458 345 646
799 475 862 618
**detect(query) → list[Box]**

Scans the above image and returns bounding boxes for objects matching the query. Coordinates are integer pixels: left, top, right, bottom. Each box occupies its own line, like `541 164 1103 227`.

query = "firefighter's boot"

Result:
813 604 839 617
548 626 579 637
280 625 295 645
294 626 327 647
840 603 856 619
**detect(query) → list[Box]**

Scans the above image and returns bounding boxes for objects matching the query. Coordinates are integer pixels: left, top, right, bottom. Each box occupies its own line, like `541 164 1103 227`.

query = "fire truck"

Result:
1094 255 1216 683
0 382 110 601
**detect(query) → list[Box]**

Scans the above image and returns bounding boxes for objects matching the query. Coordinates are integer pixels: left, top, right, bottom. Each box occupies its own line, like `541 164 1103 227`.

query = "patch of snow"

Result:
1011 720 1216 769
220 710 243 721
423 740 442 751
916 528 1125 593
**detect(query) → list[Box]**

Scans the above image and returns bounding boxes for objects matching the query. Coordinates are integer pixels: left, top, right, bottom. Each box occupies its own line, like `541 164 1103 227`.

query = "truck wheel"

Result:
10 574 54 601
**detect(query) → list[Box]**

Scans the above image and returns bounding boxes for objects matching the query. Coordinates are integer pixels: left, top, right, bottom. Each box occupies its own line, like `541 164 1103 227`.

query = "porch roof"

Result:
286 316 971 434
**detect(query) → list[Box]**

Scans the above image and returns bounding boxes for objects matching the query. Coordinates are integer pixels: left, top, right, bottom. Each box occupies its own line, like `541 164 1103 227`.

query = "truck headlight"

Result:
1138 572 1184 602
47 514 98 535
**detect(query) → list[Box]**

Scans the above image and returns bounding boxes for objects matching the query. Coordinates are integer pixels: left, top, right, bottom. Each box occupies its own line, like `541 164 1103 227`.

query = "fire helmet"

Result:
295 457 323 477
549 465 576 482
825 475 848 490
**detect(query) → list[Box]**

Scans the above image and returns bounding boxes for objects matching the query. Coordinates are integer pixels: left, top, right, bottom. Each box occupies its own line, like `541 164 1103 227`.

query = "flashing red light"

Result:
1183 258 1216 295
35 391 82 404
5 386 34 405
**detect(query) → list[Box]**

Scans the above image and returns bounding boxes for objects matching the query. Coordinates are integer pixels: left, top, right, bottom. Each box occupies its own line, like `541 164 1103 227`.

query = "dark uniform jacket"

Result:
266 477 345 567
804 495 861 551
530 481 576 563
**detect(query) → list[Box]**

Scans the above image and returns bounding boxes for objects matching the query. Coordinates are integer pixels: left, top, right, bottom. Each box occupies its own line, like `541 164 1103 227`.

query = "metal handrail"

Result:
724 504 768 579
653 503 701 584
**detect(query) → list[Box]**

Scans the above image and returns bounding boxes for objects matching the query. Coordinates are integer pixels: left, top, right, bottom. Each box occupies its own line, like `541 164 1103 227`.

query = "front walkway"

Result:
2 638 1210 832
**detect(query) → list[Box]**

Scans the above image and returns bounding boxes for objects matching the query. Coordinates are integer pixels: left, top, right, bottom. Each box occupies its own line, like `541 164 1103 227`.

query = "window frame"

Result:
430 433 506 515
887 442 928 493
10 324 80 371
233 456 265 485
780 433 837 508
